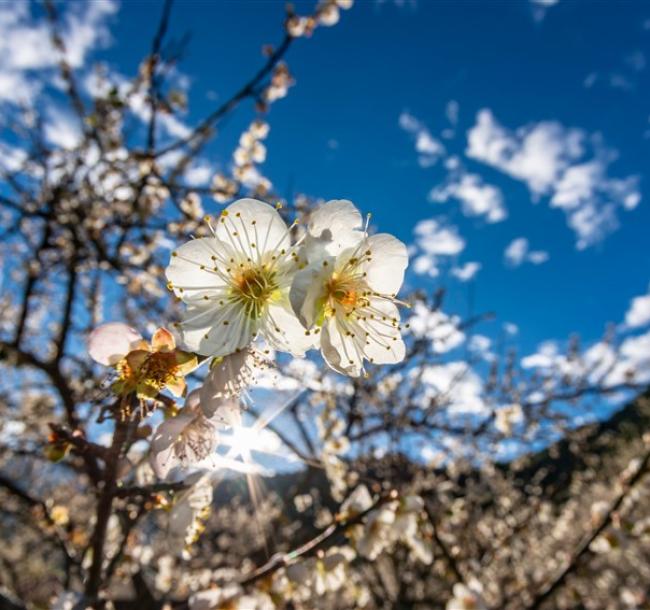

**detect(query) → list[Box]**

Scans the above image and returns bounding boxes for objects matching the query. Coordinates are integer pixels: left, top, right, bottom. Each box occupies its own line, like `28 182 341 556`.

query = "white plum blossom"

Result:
447 582 488 610
166 198 315 358
284 546 355 597
168 472 213 556
87 321 143 365
190 585 274 610
342 486 432 563
50 592 82 610
494 403 524 436
291 200 408 377
150 390 229 478
198 349 264 407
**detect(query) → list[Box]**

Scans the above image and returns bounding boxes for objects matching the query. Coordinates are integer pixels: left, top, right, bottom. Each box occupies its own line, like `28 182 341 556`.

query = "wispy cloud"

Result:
430 171 506 224
466 109 640 249
412 218 465 277
504 237 549 268
451 261 481 282
401 109 506 224
624 287 650 329
399 111 446 167
0 1 118 107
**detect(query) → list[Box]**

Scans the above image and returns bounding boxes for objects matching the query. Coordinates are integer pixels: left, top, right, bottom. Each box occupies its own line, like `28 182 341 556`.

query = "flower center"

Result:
326 273 367 312
117 352 177 390
231 266 278 318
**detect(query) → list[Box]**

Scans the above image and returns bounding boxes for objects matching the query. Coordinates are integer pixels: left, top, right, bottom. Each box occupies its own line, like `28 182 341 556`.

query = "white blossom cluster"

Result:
88 197 408 555
188 484 433 610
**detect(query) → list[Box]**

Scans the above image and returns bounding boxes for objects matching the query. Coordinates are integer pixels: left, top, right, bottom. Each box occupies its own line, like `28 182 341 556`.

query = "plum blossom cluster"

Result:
341 485 434 564
155 198 406 476
286 0 354 38
166 197 408 376
188 486 432 609
87 197 408 553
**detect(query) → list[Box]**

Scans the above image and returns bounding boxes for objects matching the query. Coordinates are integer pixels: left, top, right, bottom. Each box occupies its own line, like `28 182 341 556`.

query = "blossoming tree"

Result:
0 2 649 610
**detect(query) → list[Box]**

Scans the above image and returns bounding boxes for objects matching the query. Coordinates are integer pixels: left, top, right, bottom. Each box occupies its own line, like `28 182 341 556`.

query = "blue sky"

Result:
2 0 650 362
99 0 650 357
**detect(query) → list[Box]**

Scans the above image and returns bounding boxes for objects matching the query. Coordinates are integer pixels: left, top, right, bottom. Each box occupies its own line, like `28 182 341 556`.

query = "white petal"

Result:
166 237 229 299
199 351 256 404
150 410 198 479
150 393 219 479
88 322 142 366
263 301 317 356
364 234 408 295
360 299 406 365
215 198 290 260
289 263 331 328
181 303 257 357
341 484 374 515
321 316 364 377
203 398 242 427
304 199 365 259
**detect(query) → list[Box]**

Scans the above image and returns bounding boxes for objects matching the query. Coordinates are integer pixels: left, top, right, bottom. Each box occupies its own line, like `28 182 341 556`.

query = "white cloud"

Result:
184 163 213 187
44 107 82 150
468 334 492 356
399 111 445 167
414 219 465 255
618 331 650 384
521 331 650 390
417 362 487 416
521 340 559 369
624 289 650 329
84 66 193 142
412 219 465 278
504 237 549 268
408 303 465 354
400 111 507 223
467 109 582 195
466 109 640 249
430 172 506 223
60 1 118 69
0 1 117 107
451 261 481 282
